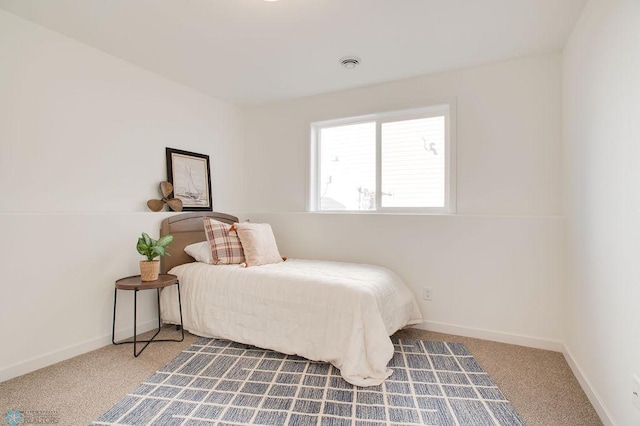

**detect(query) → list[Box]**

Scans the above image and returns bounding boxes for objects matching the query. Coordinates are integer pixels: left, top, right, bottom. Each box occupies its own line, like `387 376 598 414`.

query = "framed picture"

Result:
166 148 212 211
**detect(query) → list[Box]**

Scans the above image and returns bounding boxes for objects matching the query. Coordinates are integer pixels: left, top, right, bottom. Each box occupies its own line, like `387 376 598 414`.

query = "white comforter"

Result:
160 259 423 386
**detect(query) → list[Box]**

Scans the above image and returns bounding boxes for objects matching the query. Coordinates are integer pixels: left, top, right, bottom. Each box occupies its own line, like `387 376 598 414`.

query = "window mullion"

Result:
375 121 382 210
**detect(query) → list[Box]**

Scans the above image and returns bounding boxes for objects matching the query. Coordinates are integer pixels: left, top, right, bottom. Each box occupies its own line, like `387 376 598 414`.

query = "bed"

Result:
158 212 423 386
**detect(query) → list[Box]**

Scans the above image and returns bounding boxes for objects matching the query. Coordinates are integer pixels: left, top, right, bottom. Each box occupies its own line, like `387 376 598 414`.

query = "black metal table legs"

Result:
112 283 184 357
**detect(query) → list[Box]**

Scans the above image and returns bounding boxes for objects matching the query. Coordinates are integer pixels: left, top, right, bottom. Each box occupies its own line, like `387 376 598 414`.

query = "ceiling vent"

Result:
339 56 361 69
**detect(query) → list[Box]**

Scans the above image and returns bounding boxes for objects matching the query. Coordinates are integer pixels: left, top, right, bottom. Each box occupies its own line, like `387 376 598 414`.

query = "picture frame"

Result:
165 147 213 211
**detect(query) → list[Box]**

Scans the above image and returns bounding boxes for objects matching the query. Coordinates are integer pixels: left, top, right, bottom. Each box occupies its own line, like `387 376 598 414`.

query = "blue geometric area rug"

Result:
92 338 525 425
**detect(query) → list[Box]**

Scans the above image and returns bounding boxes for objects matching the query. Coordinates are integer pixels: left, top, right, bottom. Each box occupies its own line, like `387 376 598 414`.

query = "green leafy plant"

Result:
136 232 174 261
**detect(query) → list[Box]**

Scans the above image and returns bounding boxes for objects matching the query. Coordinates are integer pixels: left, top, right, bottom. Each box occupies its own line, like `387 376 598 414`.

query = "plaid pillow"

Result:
203 218 245 265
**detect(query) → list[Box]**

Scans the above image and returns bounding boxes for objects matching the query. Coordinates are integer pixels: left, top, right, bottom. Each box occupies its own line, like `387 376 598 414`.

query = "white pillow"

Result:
234 222 283 267
184 241 212 264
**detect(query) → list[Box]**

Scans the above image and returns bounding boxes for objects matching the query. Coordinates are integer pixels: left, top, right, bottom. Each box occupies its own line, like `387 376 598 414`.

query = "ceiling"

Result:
0 0 587 107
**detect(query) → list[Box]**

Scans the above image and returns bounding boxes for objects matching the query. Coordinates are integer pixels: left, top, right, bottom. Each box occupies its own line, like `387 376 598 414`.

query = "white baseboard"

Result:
411 320 564 352
0 320 158 383
562 345 614 426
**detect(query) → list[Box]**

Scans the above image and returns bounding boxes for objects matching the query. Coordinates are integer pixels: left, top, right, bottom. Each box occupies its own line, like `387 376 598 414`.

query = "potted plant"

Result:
136 232 174 281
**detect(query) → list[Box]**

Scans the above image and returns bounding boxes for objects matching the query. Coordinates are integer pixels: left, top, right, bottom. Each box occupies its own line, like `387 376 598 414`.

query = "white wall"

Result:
562 1 640 424
241 54 565 350
242 54 561 216
0 10 243 381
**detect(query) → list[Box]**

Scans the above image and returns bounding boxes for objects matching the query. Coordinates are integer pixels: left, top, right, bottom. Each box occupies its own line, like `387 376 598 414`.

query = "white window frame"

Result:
309 101 457 214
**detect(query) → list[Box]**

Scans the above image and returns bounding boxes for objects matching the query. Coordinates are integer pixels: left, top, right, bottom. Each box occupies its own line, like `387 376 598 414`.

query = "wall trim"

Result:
413 320 564 352
0 320 157 383
562 345 614 426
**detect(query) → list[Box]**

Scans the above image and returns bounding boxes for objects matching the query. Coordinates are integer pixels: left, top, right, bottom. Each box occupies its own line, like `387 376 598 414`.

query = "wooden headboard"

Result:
159 211 238 274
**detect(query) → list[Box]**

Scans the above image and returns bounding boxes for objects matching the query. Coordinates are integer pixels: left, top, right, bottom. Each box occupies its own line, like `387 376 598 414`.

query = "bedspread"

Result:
160 259 423 386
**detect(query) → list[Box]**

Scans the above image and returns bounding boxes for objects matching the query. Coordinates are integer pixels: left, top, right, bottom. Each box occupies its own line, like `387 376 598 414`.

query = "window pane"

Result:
320 122 376 210
381 116 445 208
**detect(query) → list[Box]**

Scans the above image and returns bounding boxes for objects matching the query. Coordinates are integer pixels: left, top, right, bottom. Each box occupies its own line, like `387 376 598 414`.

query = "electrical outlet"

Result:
422 287 433 301
633 374 640 412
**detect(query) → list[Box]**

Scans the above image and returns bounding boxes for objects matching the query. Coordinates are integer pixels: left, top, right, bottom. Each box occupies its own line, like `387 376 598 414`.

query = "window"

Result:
310 103 455 213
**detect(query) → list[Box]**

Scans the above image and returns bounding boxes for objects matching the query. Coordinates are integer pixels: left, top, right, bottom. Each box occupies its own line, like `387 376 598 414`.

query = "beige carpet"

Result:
0 327 602 425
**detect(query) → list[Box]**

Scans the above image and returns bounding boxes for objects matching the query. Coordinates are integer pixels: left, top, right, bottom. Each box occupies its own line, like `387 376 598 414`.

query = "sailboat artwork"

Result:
166 148 213 211
176 164 205 202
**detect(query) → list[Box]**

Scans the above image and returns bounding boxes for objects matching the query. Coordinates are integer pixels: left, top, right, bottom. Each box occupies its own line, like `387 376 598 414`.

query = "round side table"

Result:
112 274 184 357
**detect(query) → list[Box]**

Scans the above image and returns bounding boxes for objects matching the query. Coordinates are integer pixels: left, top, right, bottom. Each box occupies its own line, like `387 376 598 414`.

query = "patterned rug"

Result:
93 338 524 425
